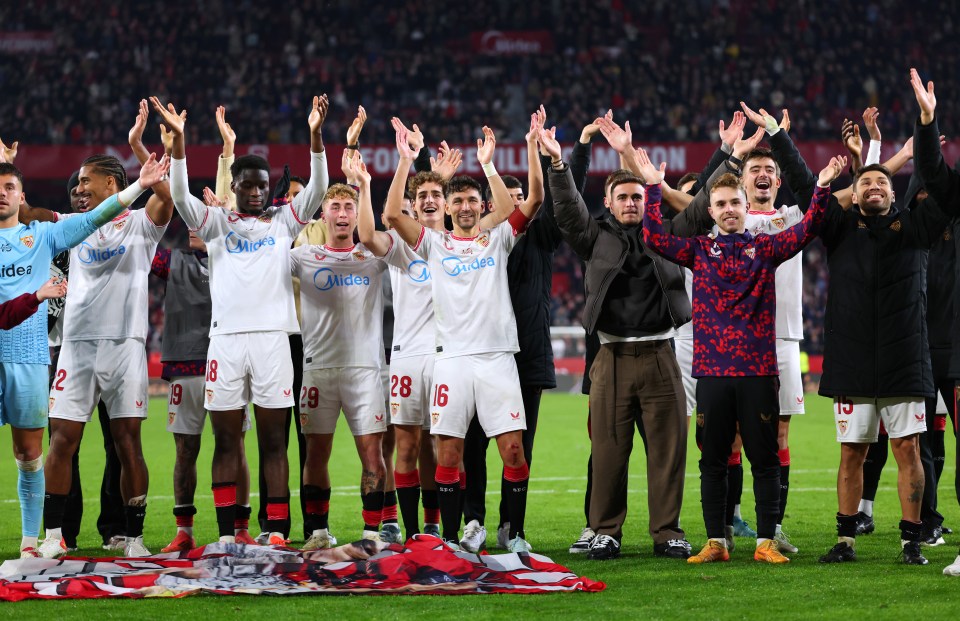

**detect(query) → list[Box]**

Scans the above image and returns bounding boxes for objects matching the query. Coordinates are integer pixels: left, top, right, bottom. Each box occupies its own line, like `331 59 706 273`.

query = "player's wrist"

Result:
481 161 497 178
118 180 145 207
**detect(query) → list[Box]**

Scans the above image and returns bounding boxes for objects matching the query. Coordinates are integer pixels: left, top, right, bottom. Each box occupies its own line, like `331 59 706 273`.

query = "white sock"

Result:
858 499 874 516
757 537 771 547
708 537 728 549
839 536 855 548
733 504 743 519
21 536 38 550
178 526 194 536
45 527 62 540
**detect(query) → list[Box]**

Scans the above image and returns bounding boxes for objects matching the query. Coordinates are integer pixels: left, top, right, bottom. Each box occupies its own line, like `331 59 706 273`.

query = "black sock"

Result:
505 471 529 540
779 464 790 524
383 490 398 525
862 437 888 502
360 491 384 531
43 493 68 531
302 485 327 533
725 464 743 525
125 503 147 538
397 486 421 535
837 513 859 539
900 519 923 543
436 478 461 541
213 482 237 538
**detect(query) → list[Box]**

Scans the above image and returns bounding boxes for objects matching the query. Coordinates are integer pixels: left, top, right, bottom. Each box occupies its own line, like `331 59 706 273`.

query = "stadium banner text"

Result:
15 142 942 180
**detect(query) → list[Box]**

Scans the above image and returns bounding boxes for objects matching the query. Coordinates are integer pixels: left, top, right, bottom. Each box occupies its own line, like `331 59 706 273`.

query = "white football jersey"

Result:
169 153 327 336
60 209 166 341
383 229 435 360
291 243 387 369
415 220 520 358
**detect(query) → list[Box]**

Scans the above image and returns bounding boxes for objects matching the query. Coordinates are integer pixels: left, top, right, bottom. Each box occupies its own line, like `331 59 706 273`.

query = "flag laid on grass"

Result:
0 535 605 600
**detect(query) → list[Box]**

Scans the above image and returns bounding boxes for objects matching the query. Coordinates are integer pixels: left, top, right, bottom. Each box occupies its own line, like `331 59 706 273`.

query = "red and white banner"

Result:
0 32 55 54
470 30 555 55
0 537 604 600
11 141 952 181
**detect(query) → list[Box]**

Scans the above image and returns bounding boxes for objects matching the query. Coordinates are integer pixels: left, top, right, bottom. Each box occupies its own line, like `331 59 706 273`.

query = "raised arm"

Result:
351 153 392 257
911 68 960 214
150 96 212 231
214 105 237 210
475 126 516 228
640 164 697 268
384 126 425 247
746 102 818 209
765 156 844 262
862 107 882 166
128 99 174 226
286 95 331 223
841 118 864 175
543 126 600 260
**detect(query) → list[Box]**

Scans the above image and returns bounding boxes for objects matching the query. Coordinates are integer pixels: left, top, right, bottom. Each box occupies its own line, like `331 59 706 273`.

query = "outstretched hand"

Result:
841 119 862 158
597 115 633 154
817 155 848 187
0 136 17 164
347 105 367 146
477 126 496 165
347 152 372 187
733 126 766 160
308 94 329 134
395 126 418 160
202 187 225 207
150 97 187 135
579 109 610 145
862 107 881 141
779 109 791 133
910 68 936 124
431 141 463 181
525 107 545 143
216 106 236 148
137 153 171 189
391 117 424 152
36 277 67 302
538 126 561 162
128 99 149 146
636 147 666 185
718 111 746 147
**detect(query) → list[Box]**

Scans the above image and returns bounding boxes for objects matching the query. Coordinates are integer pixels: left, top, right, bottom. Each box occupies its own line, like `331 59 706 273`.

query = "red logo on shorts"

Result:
915 413 926 423
135 400 143 408
375 414 384 423
796 396 804 405
283 389 292 397
510 411 521 420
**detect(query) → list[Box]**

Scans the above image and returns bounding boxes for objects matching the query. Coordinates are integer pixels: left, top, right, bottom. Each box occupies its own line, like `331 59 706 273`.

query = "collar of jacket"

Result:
712 230 755 245
856 202 901 229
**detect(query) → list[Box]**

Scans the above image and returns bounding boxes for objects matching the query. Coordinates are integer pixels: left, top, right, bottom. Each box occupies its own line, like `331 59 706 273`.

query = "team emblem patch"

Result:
759 411 772 422
135 400 143 408
771 217 786 230
375 413 384 423
796 395 804 405
744 247 756 260
696 411 704 427
19 235 33 248
476 233 490 248
168 412 176 426
709 243 721 257
889 220 902 232
300 413 309 427
858 220 867 229
206 389 214 402
431 411 440 426
258 214 272 223
283 389 292 397
391 402 400 416
353 250 366 261
837 419 849 435
48 397 55 410
114 220 126 231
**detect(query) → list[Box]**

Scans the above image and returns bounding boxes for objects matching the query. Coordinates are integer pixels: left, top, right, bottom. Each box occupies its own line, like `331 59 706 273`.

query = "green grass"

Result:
1 392 959 619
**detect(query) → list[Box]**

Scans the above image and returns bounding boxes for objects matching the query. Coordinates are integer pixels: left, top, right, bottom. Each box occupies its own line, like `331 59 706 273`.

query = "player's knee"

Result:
175 434 202 460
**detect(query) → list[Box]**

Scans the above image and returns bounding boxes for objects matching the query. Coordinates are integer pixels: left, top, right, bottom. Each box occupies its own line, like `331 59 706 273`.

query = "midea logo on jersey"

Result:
313 267 370 291
1 264 32 277
441 256 495 276
225 231 276 254
77 241 126 264
406 259 431 283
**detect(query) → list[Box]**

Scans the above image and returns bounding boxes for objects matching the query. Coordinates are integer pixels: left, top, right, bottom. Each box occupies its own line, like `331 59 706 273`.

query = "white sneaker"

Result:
218 535 236 544
775 525 798 554
459 520 487 553
329 532 338 546
508 536 532 553
38 534 68 559
380 523 403 544
569 527 596 554
423 523 441 538
255 531 271 545
303 528 332 551
102 534 126 551
19 547 40 559
497 522 511 549
944 554 960 576
124 536 151 557
362 529 381 541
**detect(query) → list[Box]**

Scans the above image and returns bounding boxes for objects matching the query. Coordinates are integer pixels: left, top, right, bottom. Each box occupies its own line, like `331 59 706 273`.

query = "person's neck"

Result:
425 220 445 232
325 236 355 250
452 224 479 238
747 196 776 213
0 213 19 229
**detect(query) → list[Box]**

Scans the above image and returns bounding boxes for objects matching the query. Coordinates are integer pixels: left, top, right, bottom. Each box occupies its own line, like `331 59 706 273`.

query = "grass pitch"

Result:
0 392 959 619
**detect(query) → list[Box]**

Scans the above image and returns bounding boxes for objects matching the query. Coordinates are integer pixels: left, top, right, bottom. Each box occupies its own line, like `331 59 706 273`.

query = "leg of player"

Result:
254 406 291 544
820 442 869 563
434 435 465 548
689 377 734 565
210 410 245 543
497 385 541 550
12 427 45 559
97 403 126 550
302 433 334 550
40 420 85 558
919 398 945 546
774 415 798 553
419 429 440 537
380 426 401 543
461 416 489 552
857 433 888 534
394 424 423 538
495 430 530 553
163 432 201 553
110 417 150 557
570 409 595 554
356 433 387 540
234 428 256 545
728 433 755 539
889 434 928 565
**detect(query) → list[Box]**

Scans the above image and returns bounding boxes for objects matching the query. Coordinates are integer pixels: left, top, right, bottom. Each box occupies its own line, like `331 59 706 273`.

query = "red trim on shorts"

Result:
503 463 529 482
778 448 791 467
395 469 421 488
727 451 742 467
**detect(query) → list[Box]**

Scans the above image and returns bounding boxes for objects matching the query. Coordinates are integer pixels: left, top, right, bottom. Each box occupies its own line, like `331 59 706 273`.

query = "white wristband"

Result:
481 161 497 178
117 180 145 207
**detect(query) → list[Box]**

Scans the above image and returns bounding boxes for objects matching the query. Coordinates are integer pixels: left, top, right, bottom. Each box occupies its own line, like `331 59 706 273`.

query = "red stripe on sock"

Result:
504 463 530 482
395 469 421 488
459 471 467 490
727 451 742 467
176 515 194 528
935 414 947 432
266 503 289 521
382 503 398 521
305 500 329 515
435 465 460 485
233 518 249 529
424 508 440 524
212 484 237 508
362 509 382 527
778 448 791 467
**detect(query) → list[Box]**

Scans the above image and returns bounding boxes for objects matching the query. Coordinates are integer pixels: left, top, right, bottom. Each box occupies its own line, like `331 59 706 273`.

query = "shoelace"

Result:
664 538 689 549
591 534 618 549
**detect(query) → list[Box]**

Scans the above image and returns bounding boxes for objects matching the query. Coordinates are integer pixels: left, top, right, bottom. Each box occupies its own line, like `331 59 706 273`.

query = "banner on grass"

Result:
0 536 604 600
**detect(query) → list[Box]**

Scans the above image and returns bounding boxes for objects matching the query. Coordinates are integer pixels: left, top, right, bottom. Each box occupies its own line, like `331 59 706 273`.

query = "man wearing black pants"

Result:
460 116 596 552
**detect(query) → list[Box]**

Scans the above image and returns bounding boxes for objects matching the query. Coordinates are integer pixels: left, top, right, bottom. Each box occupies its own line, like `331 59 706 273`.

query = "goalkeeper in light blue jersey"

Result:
0 154 169 559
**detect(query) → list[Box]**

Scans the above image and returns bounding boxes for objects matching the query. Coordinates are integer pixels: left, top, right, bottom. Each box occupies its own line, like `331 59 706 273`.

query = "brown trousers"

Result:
588 340 688 543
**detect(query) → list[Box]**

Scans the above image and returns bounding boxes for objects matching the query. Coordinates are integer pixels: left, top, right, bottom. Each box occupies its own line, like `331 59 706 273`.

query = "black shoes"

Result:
587 534 621 560
653 538 693 559
819 542 857 563
901 541 929 565
855 512 875 535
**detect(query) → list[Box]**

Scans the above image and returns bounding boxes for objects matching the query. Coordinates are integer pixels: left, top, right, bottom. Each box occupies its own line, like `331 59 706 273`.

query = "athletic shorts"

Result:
167 376 251 435
205 332 294 411
388 354 435 429
833 396 927 443
300 367 387 436
674 338 697 417
430 352 526 439
50 339 148 422
0 362 49 429
380 364 392 425
776 339 805 415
